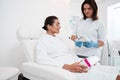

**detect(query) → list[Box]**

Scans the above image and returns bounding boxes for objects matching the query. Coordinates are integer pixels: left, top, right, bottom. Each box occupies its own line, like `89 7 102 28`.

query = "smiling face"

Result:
83 3 93 18
47 19 61 35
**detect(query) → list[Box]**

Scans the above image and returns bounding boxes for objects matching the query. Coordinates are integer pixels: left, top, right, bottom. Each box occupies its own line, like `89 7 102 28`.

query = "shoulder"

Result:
79 18 85 22
77 18 85 24
93 20 104 27
37 35 49 44
38 34 50 40
94 19 102 24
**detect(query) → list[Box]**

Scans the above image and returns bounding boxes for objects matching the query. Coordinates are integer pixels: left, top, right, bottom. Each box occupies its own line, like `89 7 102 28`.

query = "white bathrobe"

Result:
35 34 119 80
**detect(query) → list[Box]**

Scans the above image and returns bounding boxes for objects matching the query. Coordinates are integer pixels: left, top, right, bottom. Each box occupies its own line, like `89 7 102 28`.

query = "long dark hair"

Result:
81 0 98 21
42 16 58 31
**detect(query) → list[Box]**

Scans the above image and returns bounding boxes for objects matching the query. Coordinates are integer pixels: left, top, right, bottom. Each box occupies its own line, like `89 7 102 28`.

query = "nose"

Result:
85 9 89 13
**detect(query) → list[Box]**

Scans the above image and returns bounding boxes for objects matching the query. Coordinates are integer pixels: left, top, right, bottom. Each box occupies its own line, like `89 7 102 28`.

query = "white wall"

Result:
98 0 120 32
107 2 120 40
0 0 70 68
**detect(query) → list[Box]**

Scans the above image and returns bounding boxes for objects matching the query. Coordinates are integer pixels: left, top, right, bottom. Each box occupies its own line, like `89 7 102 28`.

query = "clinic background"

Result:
0 0 120 68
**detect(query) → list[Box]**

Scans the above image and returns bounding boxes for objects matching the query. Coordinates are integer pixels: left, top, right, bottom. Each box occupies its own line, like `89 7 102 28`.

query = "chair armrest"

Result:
22 62 77 80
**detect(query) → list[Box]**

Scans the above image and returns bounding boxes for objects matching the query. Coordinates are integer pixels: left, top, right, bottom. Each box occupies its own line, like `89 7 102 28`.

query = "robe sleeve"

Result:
35 41 65 68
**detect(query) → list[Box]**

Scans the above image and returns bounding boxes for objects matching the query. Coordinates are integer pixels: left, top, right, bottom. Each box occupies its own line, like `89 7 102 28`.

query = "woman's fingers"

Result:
68 62 88 73
80 64 88 69
75 62 88 73
77 66 88 73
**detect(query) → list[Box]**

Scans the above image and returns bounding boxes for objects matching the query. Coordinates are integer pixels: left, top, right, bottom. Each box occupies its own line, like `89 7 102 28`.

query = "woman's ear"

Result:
47 25 51 30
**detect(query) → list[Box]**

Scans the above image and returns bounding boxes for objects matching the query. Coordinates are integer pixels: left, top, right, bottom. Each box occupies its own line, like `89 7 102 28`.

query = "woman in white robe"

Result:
35 16 120 80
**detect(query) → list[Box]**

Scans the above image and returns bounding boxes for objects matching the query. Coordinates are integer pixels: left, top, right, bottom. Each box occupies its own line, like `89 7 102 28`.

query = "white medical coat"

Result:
35 34 118 80
72 18 105 57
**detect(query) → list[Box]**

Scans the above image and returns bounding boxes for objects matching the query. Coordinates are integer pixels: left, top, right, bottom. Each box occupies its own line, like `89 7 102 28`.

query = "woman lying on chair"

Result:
35 16 120 80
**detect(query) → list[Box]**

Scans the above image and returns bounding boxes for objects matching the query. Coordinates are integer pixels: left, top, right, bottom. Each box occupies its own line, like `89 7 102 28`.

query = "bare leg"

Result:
116 75 120 80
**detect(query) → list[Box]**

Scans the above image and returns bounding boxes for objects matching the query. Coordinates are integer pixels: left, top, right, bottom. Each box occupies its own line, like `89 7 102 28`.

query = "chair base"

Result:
18 73 30 80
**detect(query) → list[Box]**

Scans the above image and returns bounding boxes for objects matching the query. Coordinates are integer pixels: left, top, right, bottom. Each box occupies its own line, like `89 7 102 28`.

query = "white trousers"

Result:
54 54 120 80
76 65 120 80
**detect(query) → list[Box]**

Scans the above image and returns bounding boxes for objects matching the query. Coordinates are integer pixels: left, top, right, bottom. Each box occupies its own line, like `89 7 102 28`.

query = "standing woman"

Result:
71 0 105 58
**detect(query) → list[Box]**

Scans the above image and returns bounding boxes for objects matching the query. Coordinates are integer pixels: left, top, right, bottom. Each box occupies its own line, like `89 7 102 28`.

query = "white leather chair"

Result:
17 27 77 80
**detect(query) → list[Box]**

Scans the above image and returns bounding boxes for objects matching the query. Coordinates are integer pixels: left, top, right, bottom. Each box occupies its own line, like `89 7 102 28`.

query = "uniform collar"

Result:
86 18 92 21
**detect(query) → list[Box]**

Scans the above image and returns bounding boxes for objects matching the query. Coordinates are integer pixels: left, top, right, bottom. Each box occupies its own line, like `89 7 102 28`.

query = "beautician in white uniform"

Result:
71 0 105 58
35 16 120 80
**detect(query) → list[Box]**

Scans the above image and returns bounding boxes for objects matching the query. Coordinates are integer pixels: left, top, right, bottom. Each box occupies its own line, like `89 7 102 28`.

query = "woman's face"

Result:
48 19 61 34
83 4 93 18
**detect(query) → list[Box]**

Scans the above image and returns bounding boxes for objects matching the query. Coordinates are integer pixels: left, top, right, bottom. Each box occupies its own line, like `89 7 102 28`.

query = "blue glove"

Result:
75 40 83 47
83 41 98 48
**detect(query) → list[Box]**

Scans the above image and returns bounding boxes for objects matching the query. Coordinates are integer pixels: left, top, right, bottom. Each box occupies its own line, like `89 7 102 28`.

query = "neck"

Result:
47 32 56 37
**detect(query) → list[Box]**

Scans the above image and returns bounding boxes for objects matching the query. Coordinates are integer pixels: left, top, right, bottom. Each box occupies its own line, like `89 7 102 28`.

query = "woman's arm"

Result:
97 22 106 47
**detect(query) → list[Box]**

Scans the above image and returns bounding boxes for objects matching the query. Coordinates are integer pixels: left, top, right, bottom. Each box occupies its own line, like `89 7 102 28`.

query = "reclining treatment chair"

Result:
17 27 77 80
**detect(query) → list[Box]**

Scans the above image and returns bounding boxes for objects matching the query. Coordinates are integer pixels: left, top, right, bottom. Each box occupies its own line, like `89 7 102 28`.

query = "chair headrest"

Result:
17 26 45 41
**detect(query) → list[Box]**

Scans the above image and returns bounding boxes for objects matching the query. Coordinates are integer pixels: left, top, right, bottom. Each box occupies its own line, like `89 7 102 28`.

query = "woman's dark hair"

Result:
81 0 98 21
42 16 58 31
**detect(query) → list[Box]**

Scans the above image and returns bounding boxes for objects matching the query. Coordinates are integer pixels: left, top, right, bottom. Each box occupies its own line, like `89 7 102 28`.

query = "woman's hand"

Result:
63 62 88 73
71 35 77 41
